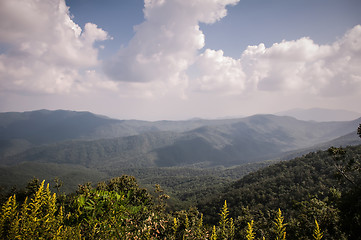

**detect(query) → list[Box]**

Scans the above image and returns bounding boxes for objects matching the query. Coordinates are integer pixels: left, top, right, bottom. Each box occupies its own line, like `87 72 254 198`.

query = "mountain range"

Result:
0 109 360 191
275 108 361 122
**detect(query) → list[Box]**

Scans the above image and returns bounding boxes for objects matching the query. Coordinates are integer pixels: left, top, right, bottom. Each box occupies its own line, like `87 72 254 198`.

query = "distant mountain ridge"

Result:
275 108 361 122
0 110 360 169
0 109 121 144
0 109 244 144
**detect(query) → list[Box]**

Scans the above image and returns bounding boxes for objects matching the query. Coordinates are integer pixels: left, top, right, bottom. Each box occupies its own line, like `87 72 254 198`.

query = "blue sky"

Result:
0 0 360 120
67 0 361 58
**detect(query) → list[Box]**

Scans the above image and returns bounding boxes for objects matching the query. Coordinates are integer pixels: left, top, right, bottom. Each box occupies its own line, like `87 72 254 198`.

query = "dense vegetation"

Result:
0 176 331 239
198 144 361 239
1 142 360 239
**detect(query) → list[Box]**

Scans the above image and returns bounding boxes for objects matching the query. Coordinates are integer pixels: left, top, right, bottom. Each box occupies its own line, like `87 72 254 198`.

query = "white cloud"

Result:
0 0 360 120
104 0 239 87
240 25 361 96
104 0 361 101
192 49 246 95
0 0 110 94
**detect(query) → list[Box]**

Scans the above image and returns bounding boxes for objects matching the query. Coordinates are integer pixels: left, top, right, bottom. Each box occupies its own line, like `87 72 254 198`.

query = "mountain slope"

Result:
276 108 361 122
2 113 359 168
154 115 360 166
197 145 361 227
2 131 180 168
0 109 245 144
0 162 108 193
0 109 121 144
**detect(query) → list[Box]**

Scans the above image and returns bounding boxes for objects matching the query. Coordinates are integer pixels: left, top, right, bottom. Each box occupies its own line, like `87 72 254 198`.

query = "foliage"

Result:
327 128 361 240
313 219 323 240
70 175 172 239
1 140 361 239
1 174 347 240
211 225 217 240
328 124 361 239
218 200 229 239
0 195 17 239
198 144 361 239
0 180 78 239
289 197 343 239
246 220 255 240
272 209 287 240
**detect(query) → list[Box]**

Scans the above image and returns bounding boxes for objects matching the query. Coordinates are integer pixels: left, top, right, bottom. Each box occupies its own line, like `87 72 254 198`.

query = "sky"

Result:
0 0 360 120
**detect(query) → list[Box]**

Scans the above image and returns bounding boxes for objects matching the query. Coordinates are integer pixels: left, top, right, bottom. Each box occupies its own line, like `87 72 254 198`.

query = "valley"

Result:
0 109 360 195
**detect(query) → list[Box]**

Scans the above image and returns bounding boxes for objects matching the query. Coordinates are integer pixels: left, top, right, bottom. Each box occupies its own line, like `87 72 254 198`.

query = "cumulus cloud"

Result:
192 49 246 94
1 0 360 105
104 0 239 86
104 0 361 100
240 25 361 96
0 0 110 94
188 25 361 97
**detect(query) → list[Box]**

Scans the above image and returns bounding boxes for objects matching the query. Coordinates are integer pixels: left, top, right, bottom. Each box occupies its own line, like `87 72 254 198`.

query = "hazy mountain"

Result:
275 108 361 122
0 109 122 144
1 111 359 169
154 114 360 166
0 109 241 144
0 110 236 157
275 130 361 162
0 109 360 197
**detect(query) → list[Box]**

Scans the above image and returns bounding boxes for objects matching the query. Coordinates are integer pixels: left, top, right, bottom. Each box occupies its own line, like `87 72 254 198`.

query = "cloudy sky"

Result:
0 0 360 120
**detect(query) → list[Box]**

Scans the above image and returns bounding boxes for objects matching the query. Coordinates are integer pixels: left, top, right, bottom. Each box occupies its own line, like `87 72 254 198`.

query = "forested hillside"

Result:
0 110 360 201
1 110 360 169
1 144 360 239
197 144 361 239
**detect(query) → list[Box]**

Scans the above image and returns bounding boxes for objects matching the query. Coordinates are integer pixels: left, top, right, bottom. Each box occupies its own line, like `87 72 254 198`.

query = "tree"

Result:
73 176 167 239
327 125 361 239
53 177 63 194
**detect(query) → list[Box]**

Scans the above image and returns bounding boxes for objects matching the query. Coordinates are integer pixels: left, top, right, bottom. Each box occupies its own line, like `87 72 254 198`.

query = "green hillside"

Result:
197 144 361 239
1 144 360 239
0 162 108 193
